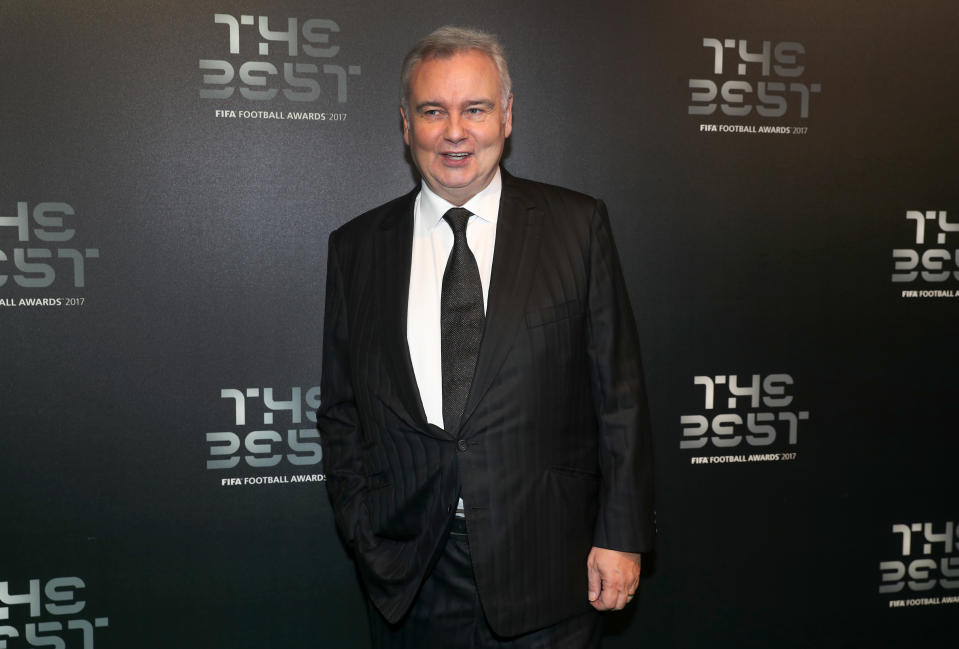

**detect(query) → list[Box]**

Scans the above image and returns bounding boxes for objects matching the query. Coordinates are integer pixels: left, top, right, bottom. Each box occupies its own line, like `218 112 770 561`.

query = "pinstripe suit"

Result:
318 169 653 637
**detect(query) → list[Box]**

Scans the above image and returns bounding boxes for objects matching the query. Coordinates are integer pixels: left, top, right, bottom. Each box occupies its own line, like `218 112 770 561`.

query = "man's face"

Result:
402 50 513 206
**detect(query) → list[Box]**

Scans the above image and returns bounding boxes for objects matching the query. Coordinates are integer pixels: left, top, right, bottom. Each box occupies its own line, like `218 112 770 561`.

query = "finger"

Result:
616 586 631 611
592 591 610 611
600 582 620 610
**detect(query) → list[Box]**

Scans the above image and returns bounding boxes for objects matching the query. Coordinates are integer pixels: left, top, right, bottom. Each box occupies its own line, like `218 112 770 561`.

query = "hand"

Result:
586 546 642 611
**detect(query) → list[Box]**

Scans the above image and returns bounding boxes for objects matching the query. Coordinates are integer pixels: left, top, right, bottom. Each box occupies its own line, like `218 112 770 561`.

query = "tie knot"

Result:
443 207 472 234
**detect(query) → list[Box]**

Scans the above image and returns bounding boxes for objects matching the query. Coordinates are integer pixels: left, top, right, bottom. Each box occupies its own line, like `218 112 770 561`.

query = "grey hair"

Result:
400 26 512 120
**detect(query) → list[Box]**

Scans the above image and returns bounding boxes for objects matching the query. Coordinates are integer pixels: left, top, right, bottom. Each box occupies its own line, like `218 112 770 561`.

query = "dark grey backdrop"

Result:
2 1 957 647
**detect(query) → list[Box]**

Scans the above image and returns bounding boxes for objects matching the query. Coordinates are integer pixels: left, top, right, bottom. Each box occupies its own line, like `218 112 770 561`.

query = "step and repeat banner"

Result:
2 1 956 647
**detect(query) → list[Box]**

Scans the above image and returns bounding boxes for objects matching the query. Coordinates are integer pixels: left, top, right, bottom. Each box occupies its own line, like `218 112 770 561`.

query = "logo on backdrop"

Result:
0 576 108 649
0 201 98 309
879 520 959 608
689 38 821 136
199 13 361 123
892 210 959 298
679 373 809 465
204 386 325 486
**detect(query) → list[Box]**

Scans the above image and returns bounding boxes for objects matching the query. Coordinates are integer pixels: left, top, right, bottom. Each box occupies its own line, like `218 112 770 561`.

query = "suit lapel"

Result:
374 189 433 433
460 174 543 429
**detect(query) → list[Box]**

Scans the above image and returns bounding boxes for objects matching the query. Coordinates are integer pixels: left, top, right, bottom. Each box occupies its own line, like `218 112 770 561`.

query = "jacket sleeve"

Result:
585 199 655 553
317 229 371 551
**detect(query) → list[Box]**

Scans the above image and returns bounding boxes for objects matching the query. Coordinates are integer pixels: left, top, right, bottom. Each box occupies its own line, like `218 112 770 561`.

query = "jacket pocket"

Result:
526 299 583 328
550 465 600 482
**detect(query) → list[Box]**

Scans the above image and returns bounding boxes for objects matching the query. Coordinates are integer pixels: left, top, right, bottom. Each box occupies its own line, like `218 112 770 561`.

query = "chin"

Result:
433 174 475 190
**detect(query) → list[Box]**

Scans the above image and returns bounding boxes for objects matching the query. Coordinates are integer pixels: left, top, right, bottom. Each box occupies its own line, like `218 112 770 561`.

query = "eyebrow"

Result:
415 99 496 111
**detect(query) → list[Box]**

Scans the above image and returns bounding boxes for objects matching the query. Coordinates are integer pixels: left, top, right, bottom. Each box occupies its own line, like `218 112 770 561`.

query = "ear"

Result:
504 93 513 138
401 106 410 146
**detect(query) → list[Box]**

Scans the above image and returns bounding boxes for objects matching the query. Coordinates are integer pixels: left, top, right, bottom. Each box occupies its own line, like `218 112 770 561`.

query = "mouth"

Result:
442 152 471 161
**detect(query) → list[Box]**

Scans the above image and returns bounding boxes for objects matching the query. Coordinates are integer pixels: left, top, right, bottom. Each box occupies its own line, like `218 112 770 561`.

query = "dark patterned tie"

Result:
441 207 484 433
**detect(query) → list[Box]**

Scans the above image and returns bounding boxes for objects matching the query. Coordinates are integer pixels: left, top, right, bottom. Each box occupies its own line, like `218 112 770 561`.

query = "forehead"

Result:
409 50 501 100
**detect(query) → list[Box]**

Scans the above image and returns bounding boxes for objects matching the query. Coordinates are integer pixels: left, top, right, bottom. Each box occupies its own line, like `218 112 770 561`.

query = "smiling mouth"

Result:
443 152 471 160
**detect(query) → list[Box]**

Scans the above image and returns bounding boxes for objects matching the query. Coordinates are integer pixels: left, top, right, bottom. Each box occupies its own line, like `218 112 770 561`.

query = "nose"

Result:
444 113 466 143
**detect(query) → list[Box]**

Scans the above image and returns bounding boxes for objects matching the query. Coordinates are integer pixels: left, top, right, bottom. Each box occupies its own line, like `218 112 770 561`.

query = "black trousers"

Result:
367 519 603 649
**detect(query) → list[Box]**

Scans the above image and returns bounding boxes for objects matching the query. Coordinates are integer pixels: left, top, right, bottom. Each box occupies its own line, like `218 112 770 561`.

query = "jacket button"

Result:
457 439 468 452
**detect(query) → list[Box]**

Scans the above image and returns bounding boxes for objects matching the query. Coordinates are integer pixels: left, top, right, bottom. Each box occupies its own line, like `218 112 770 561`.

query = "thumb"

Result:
587 553 601 601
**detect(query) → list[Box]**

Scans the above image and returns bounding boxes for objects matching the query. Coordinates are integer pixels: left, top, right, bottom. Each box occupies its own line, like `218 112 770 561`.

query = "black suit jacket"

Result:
318 170 653 636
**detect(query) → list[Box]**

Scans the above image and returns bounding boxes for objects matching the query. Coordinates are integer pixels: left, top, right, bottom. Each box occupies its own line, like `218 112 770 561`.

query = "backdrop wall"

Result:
2 1 956 647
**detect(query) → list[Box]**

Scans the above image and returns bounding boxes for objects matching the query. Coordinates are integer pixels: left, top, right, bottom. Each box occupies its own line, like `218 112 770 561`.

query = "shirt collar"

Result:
417 168 502 232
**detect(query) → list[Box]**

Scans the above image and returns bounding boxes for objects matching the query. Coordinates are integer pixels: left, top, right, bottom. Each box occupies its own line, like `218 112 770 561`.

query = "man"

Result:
318 26 653 648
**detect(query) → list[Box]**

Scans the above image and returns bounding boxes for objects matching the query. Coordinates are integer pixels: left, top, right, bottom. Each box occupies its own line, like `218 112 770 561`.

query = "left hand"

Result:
586 546 642 611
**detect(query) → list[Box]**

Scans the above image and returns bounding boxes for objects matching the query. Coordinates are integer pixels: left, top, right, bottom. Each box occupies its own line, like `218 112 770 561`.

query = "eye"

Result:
464 106 492 120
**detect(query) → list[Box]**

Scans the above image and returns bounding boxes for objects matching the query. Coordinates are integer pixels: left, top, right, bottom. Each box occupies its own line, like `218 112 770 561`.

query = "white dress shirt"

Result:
407 168 501 431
